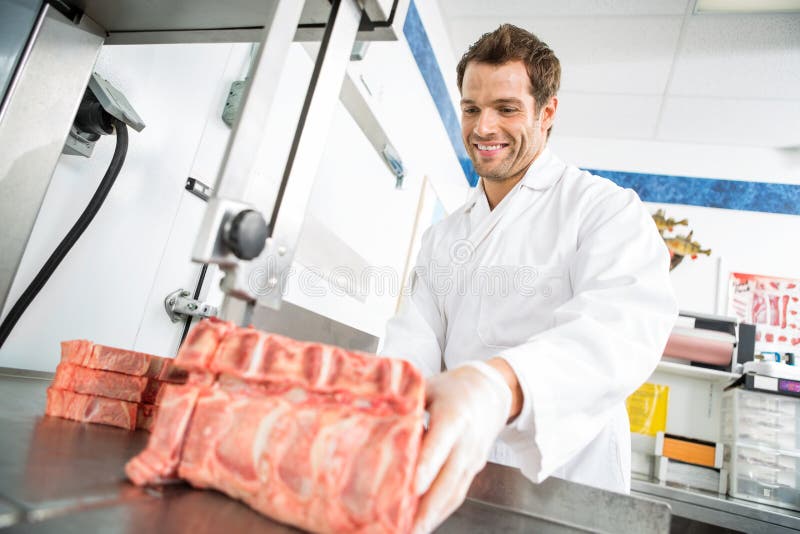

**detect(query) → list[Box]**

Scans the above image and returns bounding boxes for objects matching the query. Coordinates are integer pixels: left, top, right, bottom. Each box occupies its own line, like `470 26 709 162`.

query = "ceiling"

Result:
435 0 800 148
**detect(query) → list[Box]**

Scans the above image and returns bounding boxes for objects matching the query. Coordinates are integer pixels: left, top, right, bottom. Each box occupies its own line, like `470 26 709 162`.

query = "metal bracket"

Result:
164 288 218 323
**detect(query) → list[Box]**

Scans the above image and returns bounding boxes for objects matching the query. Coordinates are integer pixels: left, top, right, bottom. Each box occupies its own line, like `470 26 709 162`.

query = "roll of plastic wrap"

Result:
663 327 735 365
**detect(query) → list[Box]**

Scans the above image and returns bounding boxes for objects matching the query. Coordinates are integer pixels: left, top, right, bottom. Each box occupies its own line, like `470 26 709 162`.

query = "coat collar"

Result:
463 147 564 213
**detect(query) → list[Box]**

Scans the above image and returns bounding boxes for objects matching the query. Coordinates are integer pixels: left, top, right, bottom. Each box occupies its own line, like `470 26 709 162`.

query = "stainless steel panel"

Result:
250 300 378 352
0 374 151 519
191 1 305 291
106 28 267 45
6 489 571 533
198 0 363 315
633 476 800 534
254 0 362 312
106 26 406 46
212 0 306 201
71 0 331 33
469 462 672 534
0 8 104 318
69 0 409 44
0 495 23 529
3 487 301 533
0 0 44 123
440 499 583 533
362 0 395 22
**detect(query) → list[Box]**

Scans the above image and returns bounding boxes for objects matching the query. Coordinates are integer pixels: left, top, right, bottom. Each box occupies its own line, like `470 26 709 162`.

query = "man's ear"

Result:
541 96 558 133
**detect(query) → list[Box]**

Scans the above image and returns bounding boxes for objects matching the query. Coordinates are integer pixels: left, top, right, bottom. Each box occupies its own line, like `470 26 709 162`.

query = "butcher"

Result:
380 24 678 533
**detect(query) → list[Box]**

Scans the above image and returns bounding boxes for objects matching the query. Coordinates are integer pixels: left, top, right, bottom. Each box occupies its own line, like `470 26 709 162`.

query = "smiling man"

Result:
381 25 678 533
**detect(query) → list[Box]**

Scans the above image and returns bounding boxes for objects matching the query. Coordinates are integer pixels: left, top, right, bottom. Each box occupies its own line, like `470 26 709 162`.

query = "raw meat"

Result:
46 342 186 431
45 388 137 430
60 340 187 382
136 404 159 431
126 318 424 534
52 363 171 404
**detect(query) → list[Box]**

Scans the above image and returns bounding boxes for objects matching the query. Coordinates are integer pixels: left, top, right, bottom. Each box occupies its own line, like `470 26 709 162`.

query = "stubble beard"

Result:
472 149 525 183
481 165 516 183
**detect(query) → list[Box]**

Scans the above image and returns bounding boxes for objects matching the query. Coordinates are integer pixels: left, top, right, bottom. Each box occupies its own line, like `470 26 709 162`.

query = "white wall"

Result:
550 135 800 316
0 5 468 372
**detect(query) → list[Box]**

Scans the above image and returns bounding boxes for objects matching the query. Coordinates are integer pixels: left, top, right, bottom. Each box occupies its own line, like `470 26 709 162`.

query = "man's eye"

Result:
463 108 478 114
500 107 517 113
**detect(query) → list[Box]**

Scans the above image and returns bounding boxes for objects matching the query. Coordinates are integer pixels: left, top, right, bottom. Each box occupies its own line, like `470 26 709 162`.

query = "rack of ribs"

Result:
126 318 424 534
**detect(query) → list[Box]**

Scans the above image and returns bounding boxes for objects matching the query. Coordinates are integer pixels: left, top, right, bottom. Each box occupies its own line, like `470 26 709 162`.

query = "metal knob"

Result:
223 209 268 260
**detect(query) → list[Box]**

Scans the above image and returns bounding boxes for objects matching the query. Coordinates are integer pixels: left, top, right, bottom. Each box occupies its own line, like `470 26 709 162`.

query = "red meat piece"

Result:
60 340 186 381
45 388 137 430
52 363 174 405
137 404 159 432
126 318 424 534
53 363 147 402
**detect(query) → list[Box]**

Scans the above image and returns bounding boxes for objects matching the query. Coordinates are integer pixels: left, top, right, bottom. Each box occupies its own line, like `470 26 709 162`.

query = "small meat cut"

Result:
46 388 138 430
45 341 185 430
60 339 188 381
126 318 425 534
52 362 173 405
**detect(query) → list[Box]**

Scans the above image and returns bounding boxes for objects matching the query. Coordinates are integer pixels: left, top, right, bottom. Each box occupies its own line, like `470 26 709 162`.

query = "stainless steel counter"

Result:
632 476 800 533
0 370 670 533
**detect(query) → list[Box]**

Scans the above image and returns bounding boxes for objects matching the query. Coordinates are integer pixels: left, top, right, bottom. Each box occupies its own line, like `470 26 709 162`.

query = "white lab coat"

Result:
380 148 678 493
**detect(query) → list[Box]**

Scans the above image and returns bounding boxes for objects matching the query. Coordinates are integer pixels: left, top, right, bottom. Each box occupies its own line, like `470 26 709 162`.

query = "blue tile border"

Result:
589 169 800 216
403 1 479 187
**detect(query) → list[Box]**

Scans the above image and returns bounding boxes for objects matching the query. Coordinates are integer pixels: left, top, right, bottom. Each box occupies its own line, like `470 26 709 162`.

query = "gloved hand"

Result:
412 360 513 534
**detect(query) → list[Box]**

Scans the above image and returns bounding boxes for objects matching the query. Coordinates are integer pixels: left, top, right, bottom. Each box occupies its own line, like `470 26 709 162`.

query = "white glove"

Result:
412 360 512 534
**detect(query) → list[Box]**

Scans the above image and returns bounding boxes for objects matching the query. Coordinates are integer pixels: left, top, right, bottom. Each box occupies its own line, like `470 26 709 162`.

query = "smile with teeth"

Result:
474 142 508 155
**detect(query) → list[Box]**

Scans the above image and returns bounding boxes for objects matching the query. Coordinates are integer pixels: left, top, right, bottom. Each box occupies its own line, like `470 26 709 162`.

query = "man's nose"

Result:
473 110 498 138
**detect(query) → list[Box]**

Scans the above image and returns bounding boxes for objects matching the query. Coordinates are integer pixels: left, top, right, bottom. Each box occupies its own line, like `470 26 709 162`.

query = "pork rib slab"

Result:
126 318 424 534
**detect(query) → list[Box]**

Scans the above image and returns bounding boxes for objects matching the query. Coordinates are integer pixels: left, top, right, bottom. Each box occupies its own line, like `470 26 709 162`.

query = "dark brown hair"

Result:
456 24 561 112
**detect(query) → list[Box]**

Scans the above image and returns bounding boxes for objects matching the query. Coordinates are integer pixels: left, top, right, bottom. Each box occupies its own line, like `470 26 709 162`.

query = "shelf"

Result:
653 360 740 383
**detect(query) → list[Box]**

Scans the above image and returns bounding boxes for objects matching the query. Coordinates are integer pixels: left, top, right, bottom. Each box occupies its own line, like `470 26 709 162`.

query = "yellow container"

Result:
627 382 669 436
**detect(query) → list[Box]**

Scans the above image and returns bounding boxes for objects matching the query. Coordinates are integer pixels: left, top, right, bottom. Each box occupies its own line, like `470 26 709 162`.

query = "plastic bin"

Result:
722 388 800 452
723 388 800 511
730 444 800 510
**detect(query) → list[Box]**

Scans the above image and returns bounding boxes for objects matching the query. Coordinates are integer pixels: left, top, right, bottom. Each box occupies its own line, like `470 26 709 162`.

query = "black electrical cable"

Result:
0 118 128 349
178 263 209 347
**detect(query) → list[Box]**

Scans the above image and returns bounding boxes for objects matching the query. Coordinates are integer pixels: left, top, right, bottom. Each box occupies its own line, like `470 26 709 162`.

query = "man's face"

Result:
460 60 557 183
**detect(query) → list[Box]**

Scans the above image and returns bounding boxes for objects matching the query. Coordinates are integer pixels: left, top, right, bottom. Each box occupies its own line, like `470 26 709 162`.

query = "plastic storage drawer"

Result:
729 443 800 511
722 388 800 452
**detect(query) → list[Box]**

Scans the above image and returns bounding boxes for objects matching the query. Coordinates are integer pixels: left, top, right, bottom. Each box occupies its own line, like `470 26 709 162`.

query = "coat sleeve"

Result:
379 228 446 378
497 184 678 483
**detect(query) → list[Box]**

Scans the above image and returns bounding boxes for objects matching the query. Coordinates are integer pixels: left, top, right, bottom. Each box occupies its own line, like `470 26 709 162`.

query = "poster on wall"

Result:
727 272 800 349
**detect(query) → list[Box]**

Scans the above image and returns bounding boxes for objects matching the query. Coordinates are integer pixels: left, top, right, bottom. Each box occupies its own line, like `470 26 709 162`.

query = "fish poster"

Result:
727 272 800 349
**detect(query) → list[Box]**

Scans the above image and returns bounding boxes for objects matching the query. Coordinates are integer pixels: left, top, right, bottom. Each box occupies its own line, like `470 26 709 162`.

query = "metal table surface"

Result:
0 370 670 533
632 476 800 533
